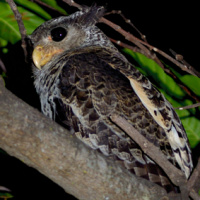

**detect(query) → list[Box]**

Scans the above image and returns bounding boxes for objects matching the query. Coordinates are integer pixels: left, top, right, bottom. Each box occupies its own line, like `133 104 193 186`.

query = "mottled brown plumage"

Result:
29 6 193 193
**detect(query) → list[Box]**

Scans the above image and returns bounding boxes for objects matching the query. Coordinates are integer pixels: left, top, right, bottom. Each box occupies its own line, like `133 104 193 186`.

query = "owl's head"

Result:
29 6 114 70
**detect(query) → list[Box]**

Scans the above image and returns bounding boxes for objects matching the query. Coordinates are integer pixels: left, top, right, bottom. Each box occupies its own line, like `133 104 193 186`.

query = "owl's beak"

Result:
32 45 63 69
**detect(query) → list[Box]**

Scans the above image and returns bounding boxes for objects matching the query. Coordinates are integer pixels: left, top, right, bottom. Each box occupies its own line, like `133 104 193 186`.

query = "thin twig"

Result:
62 0 82 10
0 58 6 73
6 0 27 60
110 38 200 102
104 8 200 78
100 15 200 78
170 49 200 78
100 17 152 57
137 39 200 77
175 103 200 110
110 38 166 70
105 10 147 42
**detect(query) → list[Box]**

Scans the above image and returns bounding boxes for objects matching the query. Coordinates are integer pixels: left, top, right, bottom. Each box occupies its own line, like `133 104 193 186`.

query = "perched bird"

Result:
29 6 193 192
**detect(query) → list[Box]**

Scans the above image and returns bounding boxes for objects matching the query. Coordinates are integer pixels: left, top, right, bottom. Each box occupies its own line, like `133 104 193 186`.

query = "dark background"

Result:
0 1 199 200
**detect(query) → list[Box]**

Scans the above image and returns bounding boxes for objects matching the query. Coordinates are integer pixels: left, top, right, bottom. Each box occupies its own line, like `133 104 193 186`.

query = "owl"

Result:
29 6 193 192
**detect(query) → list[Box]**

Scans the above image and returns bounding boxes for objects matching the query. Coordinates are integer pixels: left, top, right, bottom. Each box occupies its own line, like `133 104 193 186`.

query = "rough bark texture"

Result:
0 77 181 200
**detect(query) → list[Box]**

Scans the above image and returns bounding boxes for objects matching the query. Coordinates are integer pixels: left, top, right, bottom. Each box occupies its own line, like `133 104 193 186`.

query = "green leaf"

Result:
14 0 51 20
19 6 46 35
0 37 8 47
0 192 13 198
41 0 67 15
0 1 46 44
183 116 200 148
180 75 200 96
0 2 21 43
124 49 186 98
166 61 200 97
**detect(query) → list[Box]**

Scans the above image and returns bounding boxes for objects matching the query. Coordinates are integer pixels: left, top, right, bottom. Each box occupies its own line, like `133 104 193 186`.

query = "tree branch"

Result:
6 0 27 60
0 78 182 200
0 58 6 73
175 103 200 110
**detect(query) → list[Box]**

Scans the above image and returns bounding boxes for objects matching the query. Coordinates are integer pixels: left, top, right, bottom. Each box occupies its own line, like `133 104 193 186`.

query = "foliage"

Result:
0 0 200 149
0 0 48 44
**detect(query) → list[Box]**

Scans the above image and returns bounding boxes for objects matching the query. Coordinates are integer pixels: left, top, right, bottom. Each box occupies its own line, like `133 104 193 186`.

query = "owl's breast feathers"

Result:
39 46 192 192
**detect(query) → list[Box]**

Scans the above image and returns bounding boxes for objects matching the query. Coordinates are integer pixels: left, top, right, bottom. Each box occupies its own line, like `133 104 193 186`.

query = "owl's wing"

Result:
97 48 193 179
58 47 192 192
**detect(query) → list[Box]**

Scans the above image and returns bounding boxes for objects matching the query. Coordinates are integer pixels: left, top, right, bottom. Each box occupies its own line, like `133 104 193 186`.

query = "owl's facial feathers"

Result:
30 6 106 69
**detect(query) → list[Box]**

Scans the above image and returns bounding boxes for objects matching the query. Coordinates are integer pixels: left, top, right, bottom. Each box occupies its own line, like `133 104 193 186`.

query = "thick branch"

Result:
0 78 181 200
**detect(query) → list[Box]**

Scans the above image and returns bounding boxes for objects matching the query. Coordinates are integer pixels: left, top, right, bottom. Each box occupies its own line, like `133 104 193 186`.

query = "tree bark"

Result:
0 77 180 200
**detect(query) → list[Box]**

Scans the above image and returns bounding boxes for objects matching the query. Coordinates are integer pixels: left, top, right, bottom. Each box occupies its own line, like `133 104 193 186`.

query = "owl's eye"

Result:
51 27 67 42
